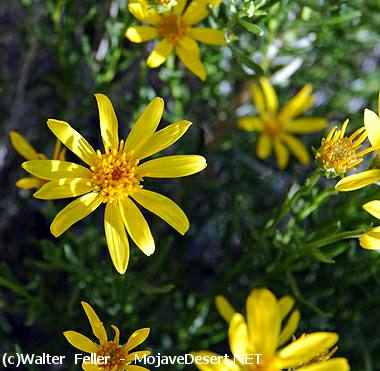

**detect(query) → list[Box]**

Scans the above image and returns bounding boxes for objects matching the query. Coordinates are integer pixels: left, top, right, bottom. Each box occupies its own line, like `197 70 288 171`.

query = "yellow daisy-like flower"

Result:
22 94 207 274
315 118 377 177
9 131 66 189
194 289 350 371
64 301 150 371
237 77 327 169
125 0 226 81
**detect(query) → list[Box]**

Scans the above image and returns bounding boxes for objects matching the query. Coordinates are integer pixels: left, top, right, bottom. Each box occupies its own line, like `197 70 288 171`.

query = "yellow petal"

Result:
16 177 43 189
63 331 98 353
237 117 263 132
124 97 164 153
215 295 236 323
33 178 93 200
183 0 210 25
22 160 93 180
128 2 160 25
246 288 281 355
277 309 300 347
47 119 97 167
173 0 187 15
9 131 40 160
137 155 207 178
119 197 155 256
81 302 108 344
132 189 189 235
134 120 192 159
126 366 151 371
359 226 380 250
335 169 380 191
279 84 314 121
125 26 158 43
259 77 278 114
274 140 289 169
192 351 240 371
278 295 295 320
82 362 98 371
126 328 150 351
104 202 130 274
112 325 120 344
95 93 119 151
176 37 206 81
283 134 310 165
250 82 266 118
50 193 103 237
285 118 327 133
364 108 380 147
228 313 249 362
297 358 350 371
188 28 226 45
125 350 151 363
277 332 338 368
256 134 272 159
363 200 380 219
146 39 174 68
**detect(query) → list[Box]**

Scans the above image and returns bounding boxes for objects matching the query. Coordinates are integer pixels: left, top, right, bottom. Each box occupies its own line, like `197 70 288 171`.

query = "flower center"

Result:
91 141 142 203
96 341 128 371
263 116 284 139
157 15 188 42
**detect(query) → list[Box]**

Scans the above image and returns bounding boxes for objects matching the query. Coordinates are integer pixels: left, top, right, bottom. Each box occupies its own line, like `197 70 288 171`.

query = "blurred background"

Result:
1 0 380 370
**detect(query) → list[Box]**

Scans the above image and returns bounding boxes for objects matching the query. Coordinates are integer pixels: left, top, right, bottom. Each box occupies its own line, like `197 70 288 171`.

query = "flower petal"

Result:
183 0 210 25
285 118 327 134
259 77 278 114
124 97 164 153
119 197 155 256
147 39 174 68
237 117 263 132
126 328 150 351
279 84 314 121
125 350 151 364
298 358 350 371
95 93 119 151
47 119 97 167
229 313 249 362
176 37 206 81
81 301 108 344
278 295 295 320
278 309 300 347
188 28 226 45
63 331 98 353
16 177 43 189
250 82 266 118
104 202 130 274
82 363 98 371
22 160 93 180
134 120 192 160
132 189 189 235
256 134 272 159
50 193 103 237
126 366 151 371
128 1 160 25
9 131 40 160
215 295 236 323
335 169 380 191
33 178 93 200
283 134 310 165
277 332 338 368
125 26 158 43
359 226 380 250
192 351 240 371
363 200 380 219
246 288 281 355
274 140 289 169
364 108 380 147
137 155 207 178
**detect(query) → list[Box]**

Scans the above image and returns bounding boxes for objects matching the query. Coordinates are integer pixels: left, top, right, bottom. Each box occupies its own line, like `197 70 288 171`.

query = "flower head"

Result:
315 119 376 177
125 0 226 80
237 77 327 169
64 301 150 371
9 131 65 189
194 289 350 371
22 94 207 274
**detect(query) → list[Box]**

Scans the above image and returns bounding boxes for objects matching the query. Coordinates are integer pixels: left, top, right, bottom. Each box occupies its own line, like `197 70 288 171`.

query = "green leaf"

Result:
228 45 264 75
139 283 175 294
312 249 335 264
239 19 264 36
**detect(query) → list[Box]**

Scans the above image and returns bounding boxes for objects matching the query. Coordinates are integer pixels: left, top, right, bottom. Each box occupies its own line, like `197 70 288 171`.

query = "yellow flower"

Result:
315 119 376 177
22 94 207 274
237 77 327 169
194 289 350 371
9 131 66 189
125 0 226 81
64 301 150 371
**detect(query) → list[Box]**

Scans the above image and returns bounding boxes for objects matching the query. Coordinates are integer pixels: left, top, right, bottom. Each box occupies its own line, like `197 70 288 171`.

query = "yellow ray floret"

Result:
237 77 327 169
125 0 226 80
194 288 350 371
22 94 207 274
9 131 66 189
64 301 150 371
